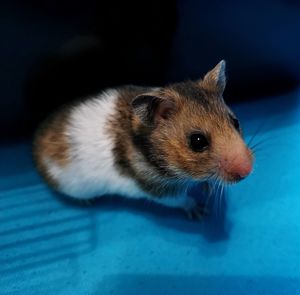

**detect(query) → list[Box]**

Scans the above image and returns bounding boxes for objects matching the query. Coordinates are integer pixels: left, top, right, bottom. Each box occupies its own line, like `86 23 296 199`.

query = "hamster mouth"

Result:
220 173 246 184
216 167 251 184
204 166 251 184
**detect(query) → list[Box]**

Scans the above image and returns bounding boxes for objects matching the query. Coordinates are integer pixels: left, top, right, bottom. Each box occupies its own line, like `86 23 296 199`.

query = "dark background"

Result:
1 0 299 141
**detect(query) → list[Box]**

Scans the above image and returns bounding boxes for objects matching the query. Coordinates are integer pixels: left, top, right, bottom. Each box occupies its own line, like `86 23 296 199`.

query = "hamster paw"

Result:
184 198 208 220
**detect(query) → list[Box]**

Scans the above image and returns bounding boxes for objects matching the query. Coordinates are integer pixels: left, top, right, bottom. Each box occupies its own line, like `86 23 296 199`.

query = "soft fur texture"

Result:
33 61 253 214
34 89 147 200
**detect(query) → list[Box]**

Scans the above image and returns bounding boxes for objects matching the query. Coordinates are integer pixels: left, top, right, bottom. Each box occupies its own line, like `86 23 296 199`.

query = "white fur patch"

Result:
44 89 147 200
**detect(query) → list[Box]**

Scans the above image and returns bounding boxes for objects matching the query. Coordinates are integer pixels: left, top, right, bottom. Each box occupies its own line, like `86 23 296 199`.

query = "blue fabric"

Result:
1 89 300 295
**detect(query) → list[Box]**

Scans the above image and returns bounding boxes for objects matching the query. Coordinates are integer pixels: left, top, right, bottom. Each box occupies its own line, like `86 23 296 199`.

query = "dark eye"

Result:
189 133 209 152
230 115 240 130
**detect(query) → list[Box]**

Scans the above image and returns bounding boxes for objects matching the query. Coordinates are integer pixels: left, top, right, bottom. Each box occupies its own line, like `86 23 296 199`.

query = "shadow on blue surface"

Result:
56 183 231 245
94 274 300 295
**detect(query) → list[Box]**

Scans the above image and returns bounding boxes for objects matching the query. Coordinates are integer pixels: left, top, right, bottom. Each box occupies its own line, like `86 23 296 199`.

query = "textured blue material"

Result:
1 90 300 295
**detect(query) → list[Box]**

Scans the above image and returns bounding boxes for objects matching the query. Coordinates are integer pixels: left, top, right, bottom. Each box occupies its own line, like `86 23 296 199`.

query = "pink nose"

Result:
221 152 253 179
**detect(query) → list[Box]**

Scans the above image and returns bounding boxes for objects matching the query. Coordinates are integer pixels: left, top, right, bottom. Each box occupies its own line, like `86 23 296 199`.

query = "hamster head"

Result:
131 60 253 184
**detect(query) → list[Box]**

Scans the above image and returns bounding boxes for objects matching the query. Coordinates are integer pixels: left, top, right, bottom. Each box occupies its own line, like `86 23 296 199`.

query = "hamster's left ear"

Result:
131 94 175 126
200 60 226 94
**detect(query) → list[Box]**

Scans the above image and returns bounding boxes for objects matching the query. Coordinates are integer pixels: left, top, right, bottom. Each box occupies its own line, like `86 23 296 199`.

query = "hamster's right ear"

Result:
200 60 226 94
131 95 175 126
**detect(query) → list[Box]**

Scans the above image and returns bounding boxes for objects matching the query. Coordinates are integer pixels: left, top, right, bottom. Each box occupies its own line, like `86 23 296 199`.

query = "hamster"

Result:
33 60 253 217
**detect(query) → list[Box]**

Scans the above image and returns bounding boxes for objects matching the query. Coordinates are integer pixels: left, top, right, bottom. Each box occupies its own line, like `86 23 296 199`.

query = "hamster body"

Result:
34 88 146 200
33 61 253 214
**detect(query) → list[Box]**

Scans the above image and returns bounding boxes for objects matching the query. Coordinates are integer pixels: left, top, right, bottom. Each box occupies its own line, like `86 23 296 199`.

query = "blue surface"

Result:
1 89 300 295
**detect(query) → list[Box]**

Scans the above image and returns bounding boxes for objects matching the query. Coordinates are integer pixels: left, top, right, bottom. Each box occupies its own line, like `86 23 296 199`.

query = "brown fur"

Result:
109 78 252 197
107 86 143 177
33 106 71 187
107 86 180 197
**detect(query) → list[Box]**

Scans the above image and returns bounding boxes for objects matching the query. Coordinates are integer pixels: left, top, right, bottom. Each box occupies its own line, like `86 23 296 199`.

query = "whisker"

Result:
220 181 224 218
216 179 222 219
220 182 225 217
212 179 220 215
247 119 270 147
249 137 273 150
251 147 268 155
204 174 217 209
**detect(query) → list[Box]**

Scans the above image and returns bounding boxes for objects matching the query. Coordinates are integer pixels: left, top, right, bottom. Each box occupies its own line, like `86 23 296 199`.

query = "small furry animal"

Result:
33 60 253 218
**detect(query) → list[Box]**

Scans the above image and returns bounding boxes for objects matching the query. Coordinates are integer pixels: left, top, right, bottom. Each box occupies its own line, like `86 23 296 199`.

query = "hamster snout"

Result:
219 146 253 182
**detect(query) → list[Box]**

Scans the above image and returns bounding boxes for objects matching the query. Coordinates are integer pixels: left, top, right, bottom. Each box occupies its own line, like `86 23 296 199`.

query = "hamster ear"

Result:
201 60 226 94
131 95 175 126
